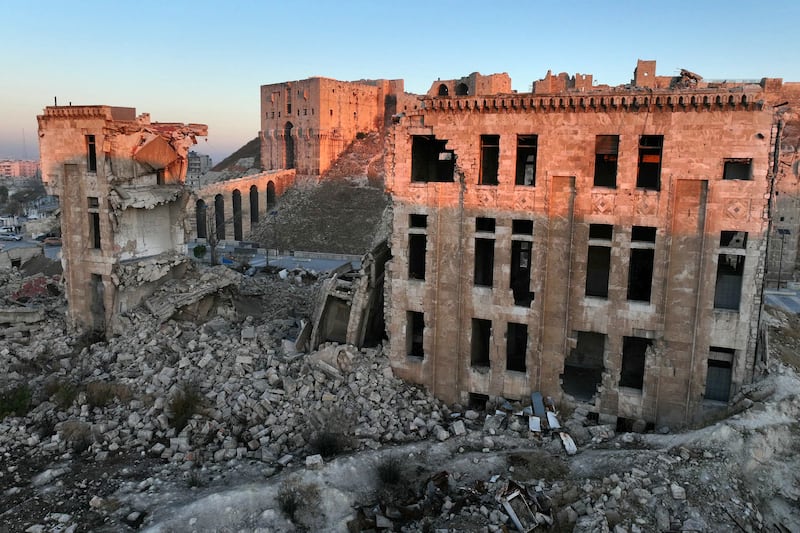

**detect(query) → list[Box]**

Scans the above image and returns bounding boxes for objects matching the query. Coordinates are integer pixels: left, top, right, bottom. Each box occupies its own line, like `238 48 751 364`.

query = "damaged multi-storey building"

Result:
37 105 207 334
385 61 800 427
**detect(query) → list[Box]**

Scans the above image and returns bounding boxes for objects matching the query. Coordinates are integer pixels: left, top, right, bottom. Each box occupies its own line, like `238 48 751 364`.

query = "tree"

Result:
0 185 8 205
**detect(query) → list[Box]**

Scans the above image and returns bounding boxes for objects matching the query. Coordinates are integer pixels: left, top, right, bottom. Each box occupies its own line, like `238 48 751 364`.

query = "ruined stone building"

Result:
259 77 405 175
37 106 207 333
385 61 800 427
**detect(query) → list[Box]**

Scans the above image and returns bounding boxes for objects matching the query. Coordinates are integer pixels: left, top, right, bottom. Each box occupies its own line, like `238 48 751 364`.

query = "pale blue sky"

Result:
2 0 798 163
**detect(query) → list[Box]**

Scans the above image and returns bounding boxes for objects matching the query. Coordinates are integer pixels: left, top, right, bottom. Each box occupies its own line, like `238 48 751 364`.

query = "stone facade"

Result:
385 61 792 427
37 105 207 334
427 72 511 97
259 77 403 175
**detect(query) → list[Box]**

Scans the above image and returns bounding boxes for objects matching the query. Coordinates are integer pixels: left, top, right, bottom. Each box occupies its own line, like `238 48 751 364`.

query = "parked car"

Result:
43 237 62 246
0 233 23 241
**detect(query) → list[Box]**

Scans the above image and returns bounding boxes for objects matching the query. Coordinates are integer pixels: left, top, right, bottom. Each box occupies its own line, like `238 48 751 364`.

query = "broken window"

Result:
705 347 734 402
86 135 97 173
475 217 495 233
511 240 533 307
720 231 747 249
471 318 491 368
562 331 606 402
474 238 494 287
87 197 101 250
620 336 652 389
468 393 489 410
636 135 663 190
515 135 538 186
479 135 499 185
586 224 613 298
714 254 745 310
411 136 454 182
723 158 752 180
593 135 619 188
512 219 533 235
408 234 426 280
627 226 656 302
406 311 424 358
506 322 528 372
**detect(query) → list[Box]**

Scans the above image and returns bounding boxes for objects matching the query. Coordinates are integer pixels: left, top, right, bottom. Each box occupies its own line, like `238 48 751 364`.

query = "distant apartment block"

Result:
0 159 40 178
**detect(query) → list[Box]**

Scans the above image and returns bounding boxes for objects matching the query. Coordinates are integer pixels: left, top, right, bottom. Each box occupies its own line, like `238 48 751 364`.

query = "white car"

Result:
0 234 23 241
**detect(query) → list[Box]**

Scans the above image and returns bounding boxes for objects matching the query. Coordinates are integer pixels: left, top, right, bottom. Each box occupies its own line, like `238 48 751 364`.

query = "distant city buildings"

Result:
186 151 212 186
0 159 40 178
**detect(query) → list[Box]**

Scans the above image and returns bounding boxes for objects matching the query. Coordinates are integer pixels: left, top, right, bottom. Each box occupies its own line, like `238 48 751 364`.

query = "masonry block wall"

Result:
260 77 402 175
385 63 781 427
38 106 206 333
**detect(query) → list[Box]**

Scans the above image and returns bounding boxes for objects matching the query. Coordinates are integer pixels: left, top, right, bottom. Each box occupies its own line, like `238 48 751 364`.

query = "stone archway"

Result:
196 199 207 239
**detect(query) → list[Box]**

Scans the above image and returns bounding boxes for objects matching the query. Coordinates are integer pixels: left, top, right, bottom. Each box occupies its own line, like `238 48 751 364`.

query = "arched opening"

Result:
455 83 468 96
267 181 276 211
232 189 243 241
249 185 259 224
214 194 225 241
284 122 295 169
437 83 449 96
196 199 207 239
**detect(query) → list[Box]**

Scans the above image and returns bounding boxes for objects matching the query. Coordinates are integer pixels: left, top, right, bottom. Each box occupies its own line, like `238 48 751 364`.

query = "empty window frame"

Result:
506 322 528 372
720 230 748 249
512 219 533 235
411 136 455 182
511 240 533 307
723 158 752 181
406 311 424 358
87 197 101 249
562 331 606 402
86 135 97 173
705 347 734 402
476 217 496 233
409 214 428 228
586 224 613 298
408 234 426 280
620 336 652 389
627 226 656 302
474 238 495 287
515 135 538 186
714 254 745 310
636 135 663 190
479 135 500 185
594 135 619 187
471 318 491 367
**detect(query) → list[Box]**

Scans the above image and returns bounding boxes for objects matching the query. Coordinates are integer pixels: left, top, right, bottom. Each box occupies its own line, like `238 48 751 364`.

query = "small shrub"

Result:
309 430 347 458
46 381 79 409
193 244 207 259
60 420 93 454
376 456 404 486
168 383 203 431
277 478 320 524
307 406 355 459
0 384 32 418
85 381 131 408
355 131 367 140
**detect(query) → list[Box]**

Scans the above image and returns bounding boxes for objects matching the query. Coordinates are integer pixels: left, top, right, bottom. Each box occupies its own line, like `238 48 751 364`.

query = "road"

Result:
0 238 61 260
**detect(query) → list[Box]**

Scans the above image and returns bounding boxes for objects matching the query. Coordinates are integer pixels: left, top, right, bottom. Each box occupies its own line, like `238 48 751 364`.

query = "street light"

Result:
777 228 791 289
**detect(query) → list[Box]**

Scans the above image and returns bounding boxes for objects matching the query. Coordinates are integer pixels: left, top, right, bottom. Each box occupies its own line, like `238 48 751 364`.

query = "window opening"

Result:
720 230 747 248
636 135 663 190
88 197 101 249
86 135 97 173
214 194 225 240
511 240 533 307
562 331 605 401
407 311 424 358
411 136 454 182
714 254 744 310
589 223 613 240
506 323 528 372
515 135 538 186
474 238 494 287
594 135 619 187
471 318 491 367
512 219 533 235
196 199 207 239
627 226 656 302
723 158 752 180
705 347 734 401
408 234 426 280
249 185 259 224
475 217 495 232
479 135 499 185
620 336 652 389
232 190 243 241
409 214 428 228
455 83 469 96
437 84 449 96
